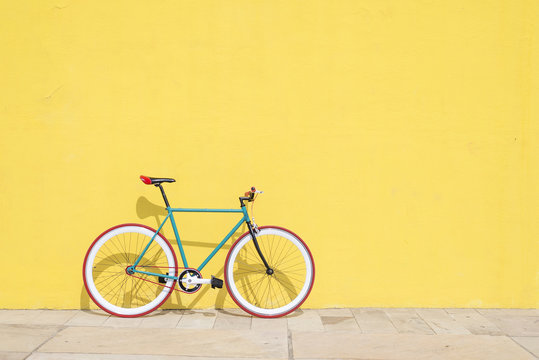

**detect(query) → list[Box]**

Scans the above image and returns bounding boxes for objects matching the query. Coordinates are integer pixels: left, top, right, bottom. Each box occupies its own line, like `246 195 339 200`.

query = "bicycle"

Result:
83 176 315 318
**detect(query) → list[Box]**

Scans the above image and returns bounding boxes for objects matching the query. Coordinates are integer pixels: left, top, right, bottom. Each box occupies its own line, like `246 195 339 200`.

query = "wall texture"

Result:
1 0 538 309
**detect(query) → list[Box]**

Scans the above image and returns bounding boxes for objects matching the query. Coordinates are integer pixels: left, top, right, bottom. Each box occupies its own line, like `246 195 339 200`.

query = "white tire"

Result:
224 226 315 318
83 224 177 317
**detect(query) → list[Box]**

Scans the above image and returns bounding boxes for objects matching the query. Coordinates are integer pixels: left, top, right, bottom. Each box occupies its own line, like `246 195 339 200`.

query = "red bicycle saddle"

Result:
140 175 176 185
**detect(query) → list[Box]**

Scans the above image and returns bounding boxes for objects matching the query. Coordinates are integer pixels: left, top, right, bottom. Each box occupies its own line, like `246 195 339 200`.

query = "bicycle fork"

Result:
246 220 274 275
239 191 273 275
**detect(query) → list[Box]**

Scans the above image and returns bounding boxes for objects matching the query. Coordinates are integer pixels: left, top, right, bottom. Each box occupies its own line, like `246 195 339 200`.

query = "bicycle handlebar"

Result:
240 186 263 205
244 186 263 197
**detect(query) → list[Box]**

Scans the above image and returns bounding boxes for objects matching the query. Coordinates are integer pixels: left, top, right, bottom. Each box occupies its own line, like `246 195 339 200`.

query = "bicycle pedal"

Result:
158 272 169 284
210 276 223 289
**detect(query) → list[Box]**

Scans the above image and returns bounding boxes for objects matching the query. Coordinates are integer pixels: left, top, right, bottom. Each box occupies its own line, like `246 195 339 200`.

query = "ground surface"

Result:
0 308 537 359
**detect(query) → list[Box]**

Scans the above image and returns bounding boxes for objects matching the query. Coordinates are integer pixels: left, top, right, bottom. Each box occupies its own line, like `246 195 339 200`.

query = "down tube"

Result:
198 216 246 272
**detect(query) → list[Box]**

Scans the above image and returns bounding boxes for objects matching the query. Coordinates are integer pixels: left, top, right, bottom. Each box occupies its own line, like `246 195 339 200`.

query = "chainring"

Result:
178 269 202 293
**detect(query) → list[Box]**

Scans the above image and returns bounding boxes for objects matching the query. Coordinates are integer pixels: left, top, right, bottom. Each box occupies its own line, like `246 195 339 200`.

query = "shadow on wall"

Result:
80 196 247 312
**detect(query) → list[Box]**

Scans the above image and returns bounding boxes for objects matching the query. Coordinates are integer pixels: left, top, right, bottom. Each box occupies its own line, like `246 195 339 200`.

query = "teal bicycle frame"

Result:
128 206 251 281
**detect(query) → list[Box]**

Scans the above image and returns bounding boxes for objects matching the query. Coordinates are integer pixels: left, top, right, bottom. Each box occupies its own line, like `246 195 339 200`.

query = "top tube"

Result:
168 208 244 213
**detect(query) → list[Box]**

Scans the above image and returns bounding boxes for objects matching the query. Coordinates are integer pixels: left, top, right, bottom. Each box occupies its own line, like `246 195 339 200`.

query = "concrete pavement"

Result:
0 308 537 359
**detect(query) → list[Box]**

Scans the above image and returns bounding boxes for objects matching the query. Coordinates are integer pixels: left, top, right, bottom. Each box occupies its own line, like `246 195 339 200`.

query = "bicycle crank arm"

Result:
181 278 210 285
181 276 223 289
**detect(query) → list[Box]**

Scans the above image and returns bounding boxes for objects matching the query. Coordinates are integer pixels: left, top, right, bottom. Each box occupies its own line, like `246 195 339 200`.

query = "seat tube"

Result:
169 211 189 268
133 212 171 267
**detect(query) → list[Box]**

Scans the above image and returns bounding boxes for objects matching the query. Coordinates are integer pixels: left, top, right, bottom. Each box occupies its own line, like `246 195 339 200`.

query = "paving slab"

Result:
351 308 397 334
292 331 537 359
384 308 434 334
176 309 216 329
213 309 252 330
38 326 288 359
482 315 539 336
0 352 30 360
28 310 79 325
317 308 359 331
416 308 471 335
445 308 479 315
28 353 284 360
0 325 61 352
139 310 183 328
0 308 535 360
446 309 504 335
478 309 539 316
318 308 354 317
65 310 110 327
103 315 144 328
512 337 539 358
0 310 44 325
287 309 324 331
320 316 359 331
251 317 288 332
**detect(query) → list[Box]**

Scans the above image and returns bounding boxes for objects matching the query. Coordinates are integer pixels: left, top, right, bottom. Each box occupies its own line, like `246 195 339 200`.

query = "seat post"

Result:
156 184 171 208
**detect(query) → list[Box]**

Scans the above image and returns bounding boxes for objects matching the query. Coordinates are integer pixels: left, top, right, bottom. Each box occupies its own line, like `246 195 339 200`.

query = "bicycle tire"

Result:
224 226 315 318
83 224 178 317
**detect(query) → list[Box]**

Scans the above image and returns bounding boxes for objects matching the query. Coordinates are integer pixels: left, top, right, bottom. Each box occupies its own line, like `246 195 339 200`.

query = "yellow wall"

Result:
1 0 538 309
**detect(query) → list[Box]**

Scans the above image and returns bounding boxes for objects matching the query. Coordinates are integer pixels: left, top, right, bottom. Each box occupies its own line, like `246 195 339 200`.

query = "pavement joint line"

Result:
509 336 539 359
287 329 294 360
383 308 417 334
28 324 67 357
173 313 182 328
414 309 438 335
66 310 79 323
383 309 399 332
350 309 362 333
471 308 482 315
443 308 450 315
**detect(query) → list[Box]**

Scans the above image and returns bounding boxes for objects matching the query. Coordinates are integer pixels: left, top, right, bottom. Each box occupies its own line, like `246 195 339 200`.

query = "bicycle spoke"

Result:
226 227 314 317
85 226 176 316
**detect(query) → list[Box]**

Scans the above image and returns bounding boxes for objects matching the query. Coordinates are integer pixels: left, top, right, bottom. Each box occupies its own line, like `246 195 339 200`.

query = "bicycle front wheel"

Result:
83 224 178 317
224 226 315 318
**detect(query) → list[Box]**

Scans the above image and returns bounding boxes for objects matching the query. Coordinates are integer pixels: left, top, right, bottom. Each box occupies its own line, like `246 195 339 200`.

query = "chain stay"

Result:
128 266 201 294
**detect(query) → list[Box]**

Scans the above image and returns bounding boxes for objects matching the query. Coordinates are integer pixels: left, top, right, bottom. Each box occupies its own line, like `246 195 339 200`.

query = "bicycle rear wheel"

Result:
224 226 315 318
83 224 178 317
